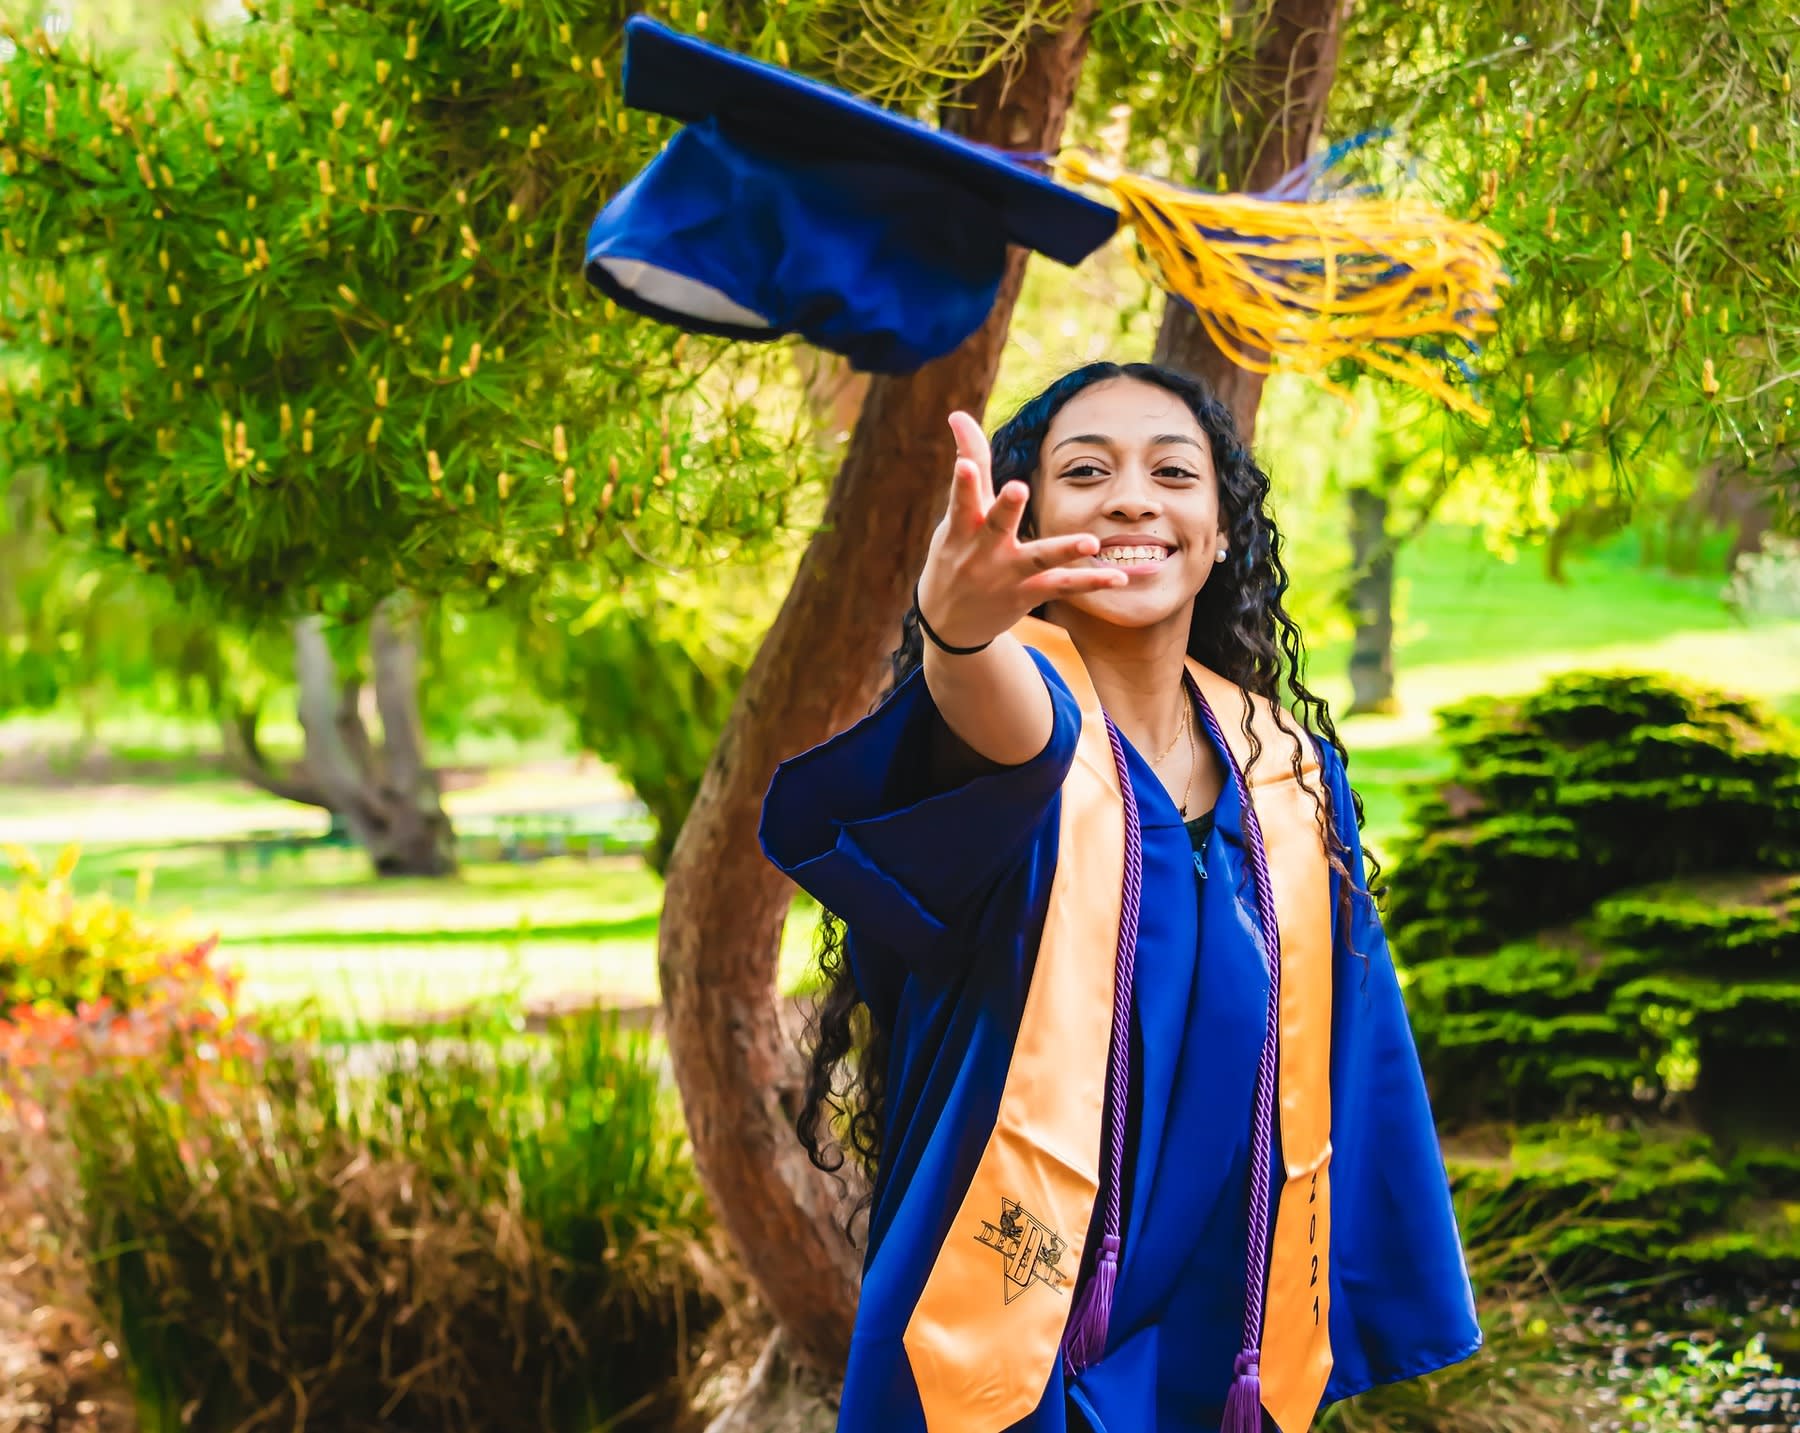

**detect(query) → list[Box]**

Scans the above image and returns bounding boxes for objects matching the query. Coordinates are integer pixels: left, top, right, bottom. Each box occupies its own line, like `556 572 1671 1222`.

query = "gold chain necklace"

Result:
1149 691 1189 766
1177 692 1197 817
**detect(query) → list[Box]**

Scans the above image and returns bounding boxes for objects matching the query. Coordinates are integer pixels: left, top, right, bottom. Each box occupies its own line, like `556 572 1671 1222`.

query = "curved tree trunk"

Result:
1152 0 1349 439
1345 484 1397 715
657 12 1098 1375
225 599 456 878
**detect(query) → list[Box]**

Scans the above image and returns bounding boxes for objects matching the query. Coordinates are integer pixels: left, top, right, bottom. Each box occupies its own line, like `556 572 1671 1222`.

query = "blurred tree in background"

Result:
1080 0 1797 705
0 0 814 870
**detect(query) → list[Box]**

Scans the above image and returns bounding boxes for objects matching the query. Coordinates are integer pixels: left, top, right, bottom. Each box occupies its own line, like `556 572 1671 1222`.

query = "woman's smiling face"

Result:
1030 376 1225 632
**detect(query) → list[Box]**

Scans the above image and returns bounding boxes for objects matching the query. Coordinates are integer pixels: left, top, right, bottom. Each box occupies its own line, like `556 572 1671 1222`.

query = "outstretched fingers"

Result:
948 457 988 530
1021 562 1130 601
947 411 995 508
1018 531 1100 571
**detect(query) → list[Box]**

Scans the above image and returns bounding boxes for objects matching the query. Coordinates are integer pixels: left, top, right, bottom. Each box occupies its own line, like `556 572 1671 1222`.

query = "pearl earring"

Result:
1216 548 1228 563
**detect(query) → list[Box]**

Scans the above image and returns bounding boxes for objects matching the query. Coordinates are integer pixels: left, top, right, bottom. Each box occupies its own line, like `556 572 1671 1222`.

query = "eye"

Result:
1061 462 1108 479
1156 464 1199 480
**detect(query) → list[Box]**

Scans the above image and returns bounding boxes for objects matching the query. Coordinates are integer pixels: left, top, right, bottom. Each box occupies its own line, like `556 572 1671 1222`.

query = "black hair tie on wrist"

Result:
913 583 993 656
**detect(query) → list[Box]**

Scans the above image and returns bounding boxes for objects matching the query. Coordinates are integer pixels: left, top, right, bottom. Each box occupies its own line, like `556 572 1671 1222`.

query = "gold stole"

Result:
902 618 1335 1433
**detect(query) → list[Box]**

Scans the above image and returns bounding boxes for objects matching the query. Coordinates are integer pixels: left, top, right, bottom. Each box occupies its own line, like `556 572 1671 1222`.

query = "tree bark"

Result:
219 703 331 809
1345 485 1397 715
247 611 458 877
1150 0 1349 440
657 10 1099 1375
367 596 457 876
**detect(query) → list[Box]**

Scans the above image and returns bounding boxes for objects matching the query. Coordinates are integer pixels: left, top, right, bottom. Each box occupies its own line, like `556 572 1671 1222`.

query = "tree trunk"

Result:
366 596 457 876
794 349 872 452
1545 507 1577 585
227 607 456 878
1345 484 1397 715
1151 0 1349 440
657 11 1098 1376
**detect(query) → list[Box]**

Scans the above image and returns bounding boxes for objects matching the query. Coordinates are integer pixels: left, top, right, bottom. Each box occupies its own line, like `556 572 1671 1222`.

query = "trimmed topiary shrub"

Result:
1388 671 1800 1289
1389 673 1800 962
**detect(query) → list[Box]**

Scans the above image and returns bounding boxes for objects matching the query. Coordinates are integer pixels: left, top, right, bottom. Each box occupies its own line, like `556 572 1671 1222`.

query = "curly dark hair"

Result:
795 360 1380 1244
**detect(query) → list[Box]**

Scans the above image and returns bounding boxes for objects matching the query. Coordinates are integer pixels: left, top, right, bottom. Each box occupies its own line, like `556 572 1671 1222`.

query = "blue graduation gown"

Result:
760 652 1480 1432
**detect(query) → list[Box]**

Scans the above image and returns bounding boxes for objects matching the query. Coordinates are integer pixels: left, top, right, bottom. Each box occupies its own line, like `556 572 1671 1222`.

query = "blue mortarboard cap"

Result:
585 17 1121 373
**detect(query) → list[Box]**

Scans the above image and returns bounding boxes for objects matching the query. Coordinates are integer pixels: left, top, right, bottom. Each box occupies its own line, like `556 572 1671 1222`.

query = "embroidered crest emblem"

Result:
975 1198 1069 1303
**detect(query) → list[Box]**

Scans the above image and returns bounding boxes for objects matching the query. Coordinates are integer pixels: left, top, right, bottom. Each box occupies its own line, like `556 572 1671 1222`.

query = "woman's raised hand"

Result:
915 411 1128 651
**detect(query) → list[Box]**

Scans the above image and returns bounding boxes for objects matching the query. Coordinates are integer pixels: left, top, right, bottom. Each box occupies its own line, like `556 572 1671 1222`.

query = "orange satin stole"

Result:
1187 660 1336 1433
902 617 1335 1433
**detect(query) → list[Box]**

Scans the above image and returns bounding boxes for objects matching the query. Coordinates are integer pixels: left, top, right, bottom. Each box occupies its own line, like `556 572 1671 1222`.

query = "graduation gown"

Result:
759 651 1480 1432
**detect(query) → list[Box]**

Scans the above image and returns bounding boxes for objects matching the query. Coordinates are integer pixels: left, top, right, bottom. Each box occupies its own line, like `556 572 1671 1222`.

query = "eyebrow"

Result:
1050 432 1204 453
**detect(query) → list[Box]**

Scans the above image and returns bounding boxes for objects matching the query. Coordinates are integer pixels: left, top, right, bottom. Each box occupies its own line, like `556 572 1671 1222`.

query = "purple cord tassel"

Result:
1063 717 1142 1380
1222 1349 1263 1433
1196 687 1281 1433
1061 1235 1119 1374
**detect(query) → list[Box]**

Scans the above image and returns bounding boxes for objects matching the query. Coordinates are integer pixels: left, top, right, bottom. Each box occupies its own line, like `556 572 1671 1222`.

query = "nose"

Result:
1105 460 1164 522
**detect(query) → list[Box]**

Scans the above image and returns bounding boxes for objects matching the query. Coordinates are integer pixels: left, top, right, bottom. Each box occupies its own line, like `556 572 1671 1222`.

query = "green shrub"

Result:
1320 1183 1613 1433
67 1010 738 1433
0 845 238 1019
1390 670 1800 1299
524 567 778 875
1388 673 1800 962
1620 1336 1783 1432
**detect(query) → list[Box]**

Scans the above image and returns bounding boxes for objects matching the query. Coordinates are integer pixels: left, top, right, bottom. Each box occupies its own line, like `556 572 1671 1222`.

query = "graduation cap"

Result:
583 16 1118 374
587 17 1509 414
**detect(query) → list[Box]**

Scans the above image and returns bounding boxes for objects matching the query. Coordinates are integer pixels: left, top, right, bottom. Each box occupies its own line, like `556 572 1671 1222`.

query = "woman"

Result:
760 362 1478 1433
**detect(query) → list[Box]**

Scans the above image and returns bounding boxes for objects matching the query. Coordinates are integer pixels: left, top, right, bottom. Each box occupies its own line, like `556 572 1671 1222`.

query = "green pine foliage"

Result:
1336 0 1799 475
0 1 810 616
1389 672 1800 958
1390 669 1800 1285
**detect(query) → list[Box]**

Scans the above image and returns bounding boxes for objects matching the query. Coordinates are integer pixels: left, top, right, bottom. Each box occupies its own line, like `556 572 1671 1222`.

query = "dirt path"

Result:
0 1204 133 1433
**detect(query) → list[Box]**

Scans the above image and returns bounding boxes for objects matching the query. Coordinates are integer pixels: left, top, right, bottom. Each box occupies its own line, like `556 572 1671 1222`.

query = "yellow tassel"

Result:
1054 151 1506 420
1701 358 1718 396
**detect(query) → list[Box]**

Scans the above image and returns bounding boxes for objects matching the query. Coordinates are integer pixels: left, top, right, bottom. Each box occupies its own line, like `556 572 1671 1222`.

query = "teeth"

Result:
1099 546 1168 563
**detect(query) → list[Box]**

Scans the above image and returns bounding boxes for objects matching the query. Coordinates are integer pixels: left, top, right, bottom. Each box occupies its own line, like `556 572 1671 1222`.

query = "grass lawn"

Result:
28 842 822 1022
3 523 1796 1020
1305 525 1800 852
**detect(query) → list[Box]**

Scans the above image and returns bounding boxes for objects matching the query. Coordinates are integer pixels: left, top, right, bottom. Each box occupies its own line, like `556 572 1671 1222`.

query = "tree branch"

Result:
292 615 377 825
369 593 431 797
218 704 332 810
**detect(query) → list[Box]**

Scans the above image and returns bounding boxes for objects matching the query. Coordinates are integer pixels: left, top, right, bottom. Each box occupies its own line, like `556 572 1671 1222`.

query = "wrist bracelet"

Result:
913 583 993 656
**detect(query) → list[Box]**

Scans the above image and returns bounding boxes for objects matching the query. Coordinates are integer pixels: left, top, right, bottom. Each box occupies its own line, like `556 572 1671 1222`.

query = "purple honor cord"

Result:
1061 690 1283 1433
1199 692 1281 1433
1061 714 1143 1376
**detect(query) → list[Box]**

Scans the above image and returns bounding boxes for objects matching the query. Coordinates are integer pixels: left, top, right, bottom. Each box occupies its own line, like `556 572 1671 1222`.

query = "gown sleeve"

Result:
1319 742 1484 1402
759 648 1080 991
